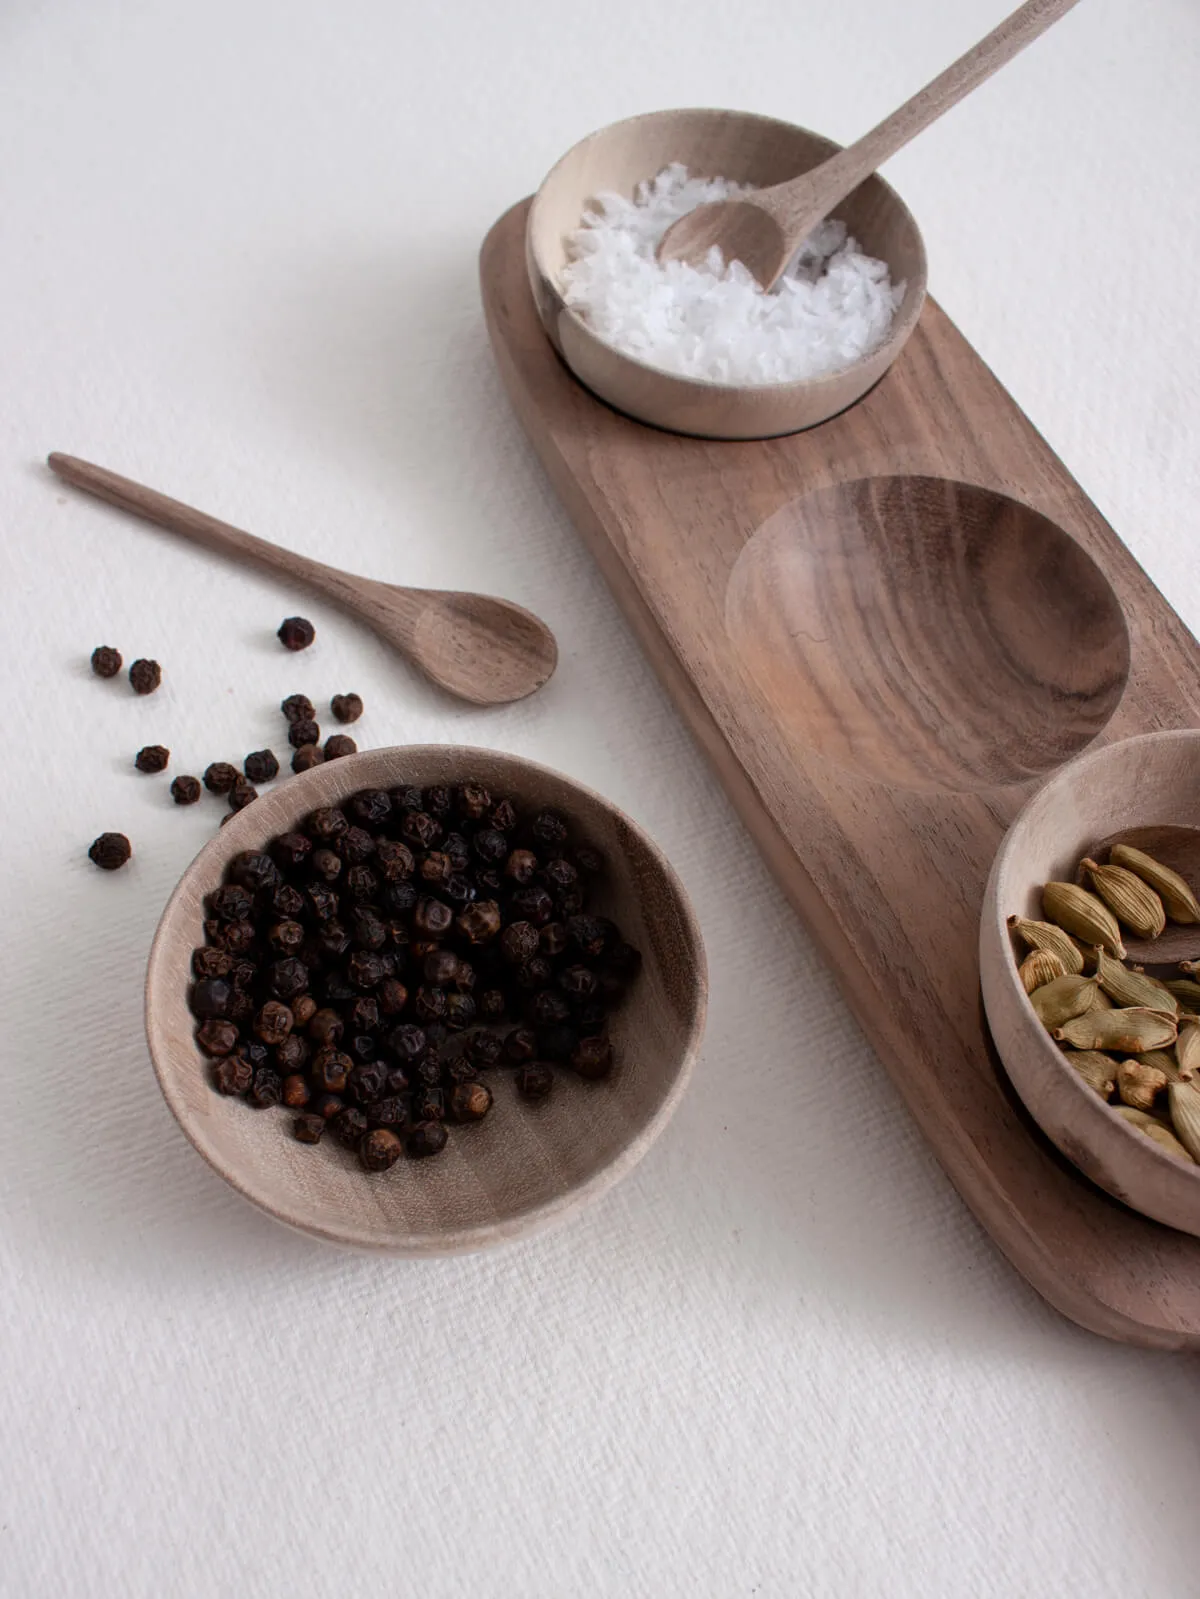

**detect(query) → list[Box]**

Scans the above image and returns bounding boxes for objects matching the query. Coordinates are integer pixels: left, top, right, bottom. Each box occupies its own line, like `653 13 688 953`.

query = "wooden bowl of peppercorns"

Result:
146 746 707 1253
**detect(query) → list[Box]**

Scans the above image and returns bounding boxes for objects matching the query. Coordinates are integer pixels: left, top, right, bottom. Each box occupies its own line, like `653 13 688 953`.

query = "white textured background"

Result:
3 1 1200 1594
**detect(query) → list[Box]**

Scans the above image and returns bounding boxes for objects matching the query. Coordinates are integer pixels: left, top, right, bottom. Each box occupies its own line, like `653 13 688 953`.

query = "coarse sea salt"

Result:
560 163 905 387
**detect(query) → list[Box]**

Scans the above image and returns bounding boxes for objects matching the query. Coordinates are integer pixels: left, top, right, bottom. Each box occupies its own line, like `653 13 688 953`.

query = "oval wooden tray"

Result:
481 198 1200 1349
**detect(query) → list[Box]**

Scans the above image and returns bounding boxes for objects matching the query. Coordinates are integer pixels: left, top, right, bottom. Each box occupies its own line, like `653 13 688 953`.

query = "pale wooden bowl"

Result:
146 746 707 1254
526 108 928 440
981 730 1200 1237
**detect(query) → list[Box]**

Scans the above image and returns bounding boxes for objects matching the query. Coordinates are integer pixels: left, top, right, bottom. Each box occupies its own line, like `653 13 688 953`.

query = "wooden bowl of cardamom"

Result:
981 730 1200 1237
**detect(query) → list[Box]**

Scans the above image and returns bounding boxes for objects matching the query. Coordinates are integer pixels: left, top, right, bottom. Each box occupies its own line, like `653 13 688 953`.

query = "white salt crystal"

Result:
560 163 905 386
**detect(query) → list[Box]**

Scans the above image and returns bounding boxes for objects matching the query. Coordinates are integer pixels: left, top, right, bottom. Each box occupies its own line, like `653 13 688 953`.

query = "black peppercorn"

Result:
309 847 342 884
196 1019 240 1056
281 693 315 724
331 692 364 725
503 1026 538 1064
466 1030 503 1069
499 922 540 965
478 988 507 1022
289 719 322 752
516 1063 555 1101
515 957 553 992
335 827 375 866
129 658 162 695
505 848 539 885
282 1073 311 1108
266 919 305 955
323 973 357 1004
422 950 458 987
243 749 279 784
316 921 350 960
248 1068 284 1106
268 957 309 1000
557 888 586 918
228 989 254 1025
448 1081 493 1123
413 1086 445 1122
291 994 317 1027
91 645 122 678
392 785 424 812
510 885 554 927
254 1001 293 1046
441 832 470 872
574 846 604 875
306 806 348 843
345 951 385 991
193 947 233 980
331 1106 369 1147
388 1023 428 1063
456 900 502 945
542 857 579 895
472 828 509 865
276 1034 309 1073
345 996 380 1034
559 965 599 1001
383 1067 411 1096
204 762 240 795
375 839 415 881
401 810 442 850
347 1033 377 1064
445 993 476 1031
571 1036 613 1078
213 1056 252 1095
277 616 315 651
490 799 518 833
528 989 572 1028
135 744 170 774
88 831 132 870
360 1127 403 1171
233 1040 270 1072
229 781 257 812
414 897 454 938
291 743 323 773
306 883 339 923
456 783 491 821
426 785 453 817
347 1062 387 1105
406 1121 448 1159
444 873 476 907
191 977 233 1019
539 923 569 960
384 880 418 918
310 1092 344 1120
324 734 356 761
208 884 253 921
414 985 447 1024
366 1095 408 1128
272 831 312 870
419 851 452 888
311 1048 352 1093
293 1113 325 1144
378 978 409 1016
231 851 280 894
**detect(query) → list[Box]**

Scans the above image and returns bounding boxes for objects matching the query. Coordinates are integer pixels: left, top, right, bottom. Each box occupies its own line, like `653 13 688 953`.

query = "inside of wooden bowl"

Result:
529 108 926 326
725 476 1131 793
146 747 706 1254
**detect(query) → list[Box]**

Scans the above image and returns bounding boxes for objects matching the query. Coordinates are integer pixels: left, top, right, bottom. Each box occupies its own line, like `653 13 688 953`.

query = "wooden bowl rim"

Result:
145 744 708 1253
527 105 930 399
984 729 1200 1191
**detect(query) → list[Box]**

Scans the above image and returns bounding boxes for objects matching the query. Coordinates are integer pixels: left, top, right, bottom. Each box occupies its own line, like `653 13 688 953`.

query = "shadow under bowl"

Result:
146 746 707 1255
526 108 929 440
981 730 1200 1236
726 476 1130 792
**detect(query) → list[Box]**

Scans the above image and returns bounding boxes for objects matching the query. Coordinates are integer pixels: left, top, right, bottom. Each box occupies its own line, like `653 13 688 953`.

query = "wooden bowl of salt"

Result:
526 108 927 439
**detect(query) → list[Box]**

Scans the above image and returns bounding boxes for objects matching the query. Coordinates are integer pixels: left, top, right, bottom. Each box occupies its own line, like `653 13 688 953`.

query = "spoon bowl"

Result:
526 108 928 440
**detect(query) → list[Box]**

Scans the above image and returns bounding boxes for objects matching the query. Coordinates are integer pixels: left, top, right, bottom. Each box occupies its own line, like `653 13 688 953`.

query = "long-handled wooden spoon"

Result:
657 0 1083 289
49 453 558 705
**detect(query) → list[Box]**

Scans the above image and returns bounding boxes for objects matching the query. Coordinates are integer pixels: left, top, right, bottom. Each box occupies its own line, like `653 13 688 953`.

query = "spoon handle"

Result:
47 451 406 619
770 0 1083 228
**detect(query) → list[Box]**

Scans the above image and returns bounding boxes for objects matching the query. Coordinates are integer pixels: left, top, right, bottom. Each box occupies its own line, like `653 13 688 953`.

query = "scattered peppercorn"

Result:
213 1057 253 1095
128 658 162 695
571 1036 613 1079
324 734 356 761
91 645 123 678
293 1112 325 1143
406 1121 448 1159
516 1063 555 1101
171 775 202 805
289 719 321 750
360 1127 403 1171
292 744 324 773
281 693 315 725
448 1081 493 1123
204 762 240 795
229 781 258 812
277 616 315 651
88 831 131 871
135 744 170 774
243 749 279 784
331 693 364 724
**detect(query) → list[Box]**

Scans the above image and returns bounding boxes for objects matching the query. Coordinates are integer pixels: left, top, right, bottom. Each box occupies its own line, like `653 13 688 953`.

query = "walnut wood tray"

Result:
481 197 1200 1348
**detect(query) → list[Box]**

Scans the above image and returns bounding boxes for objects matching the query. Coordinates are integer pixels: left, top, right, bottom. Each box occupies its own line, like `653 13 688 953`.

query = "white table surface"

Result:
4 1 1200 1593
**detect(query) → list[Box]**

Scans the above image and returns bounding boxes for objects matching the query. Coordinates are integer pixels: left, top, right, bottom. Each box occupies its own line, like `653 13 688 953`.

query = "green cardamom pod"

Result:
1064 1050 1116 1098
1080 858 1166 939
1093 948 1178 1012
1029 975 1099 1030
1006 916 1085 975
1142 1123 1195 1162
1166 978 1200 1010
1168 1078 1200 1161
1110 844 1200 925
1177 1020 1200 1079
1042 882 1126 960
1019 949 1066 994
1053 1007 1177 1053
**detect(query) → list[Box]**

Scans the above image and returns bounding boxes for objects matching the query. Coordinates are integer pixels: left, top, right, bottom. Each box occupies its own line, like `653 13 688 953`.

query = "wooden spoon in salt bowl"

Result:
658 0 1083 289
48 453 558 706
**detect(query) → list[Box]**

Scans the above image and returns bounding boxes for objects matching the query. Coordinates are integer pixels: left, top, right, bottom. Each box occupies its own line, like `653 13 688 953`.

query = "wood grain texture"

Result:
658 0 1083 287
526 110 927 439
146 746 707 1255
483 197 1200 1348
982 732 1200 1238
48 453 558 705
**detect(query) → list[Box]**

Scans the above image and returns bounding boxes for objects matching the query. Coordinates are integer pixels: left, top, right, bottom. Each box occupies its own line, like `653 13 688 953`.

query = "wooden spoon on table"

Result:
657 0 1083 289
48 453 557 706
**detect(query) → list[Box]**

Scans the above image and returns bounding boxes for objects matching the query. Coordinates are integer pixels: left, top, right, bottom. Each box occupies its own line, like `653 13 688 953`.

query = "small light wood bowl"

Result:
526 108 928 440
982 730 1200 1237
146 747 707 1254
